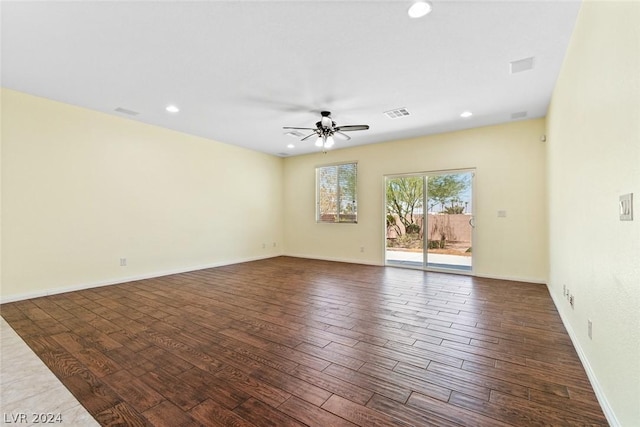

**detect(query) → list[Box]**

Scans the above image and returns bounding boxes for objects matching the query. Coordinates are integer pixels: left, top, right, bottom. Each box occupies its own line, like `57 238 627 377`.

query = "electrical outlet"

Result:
360 246 365 253
262 243 266 249
588 319 593 339
119 258 127 267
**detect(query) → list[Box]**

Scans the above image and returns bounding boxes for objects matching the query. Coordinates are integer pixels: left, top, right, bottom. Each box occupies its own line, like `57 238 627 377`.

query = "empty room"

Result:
1 1 638 426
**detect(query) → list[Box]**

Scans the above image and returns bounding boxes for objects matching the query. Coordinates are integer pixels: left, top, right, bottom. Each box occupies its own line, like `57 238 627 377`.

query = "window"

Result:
316 162 357 223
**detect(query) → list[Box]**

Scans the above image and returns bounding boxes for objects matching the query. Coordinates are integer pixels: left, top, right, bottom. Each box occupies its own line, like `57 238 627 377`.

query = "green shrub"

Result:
406 223 421 234
427 240 446 249
444 206 465 214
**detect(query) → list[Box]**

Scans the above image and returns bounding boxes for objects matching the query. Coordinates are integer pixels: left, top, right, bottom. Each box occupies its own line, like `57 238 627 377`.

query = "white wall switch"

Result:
619 193 633 221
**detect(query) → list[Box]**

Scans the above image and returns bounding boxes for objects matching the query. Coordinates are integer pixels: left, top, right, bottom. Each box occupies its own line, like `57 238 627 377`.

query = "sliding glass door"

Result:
385 170 474 272
385 175 425 267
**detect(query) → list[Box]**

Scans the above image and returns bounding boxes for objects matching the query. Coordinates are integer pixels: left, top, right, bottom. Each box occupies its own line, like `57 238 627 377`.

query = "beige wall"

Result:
1 88 284 301
546 1 640 425
284 119 548 283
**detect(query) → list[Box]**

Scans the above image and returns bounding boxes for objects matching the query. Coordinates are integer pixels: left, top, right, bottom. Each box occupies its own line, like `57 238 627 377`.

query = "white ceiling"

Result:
1 1 581 157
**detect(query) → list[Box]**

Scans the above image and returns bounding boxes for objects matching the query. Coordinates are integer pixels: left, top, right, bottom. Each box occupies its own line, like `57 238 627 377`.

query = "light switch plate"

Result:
620 193 633 221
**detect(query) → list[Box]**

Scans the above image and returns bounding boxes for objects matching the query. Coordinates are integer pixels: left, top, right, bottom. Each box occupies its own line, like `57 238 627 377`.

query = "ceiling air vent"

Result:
384 108 410 119
285 131 305 138
114 107 140 116
277 152 290 157
510 57 535 74
511 111 527 119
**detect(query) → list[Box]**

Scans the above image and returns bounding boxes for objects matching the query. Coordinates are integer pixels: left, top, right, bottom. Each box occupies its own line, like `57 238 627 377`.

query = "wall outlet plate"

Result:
620 193 633 221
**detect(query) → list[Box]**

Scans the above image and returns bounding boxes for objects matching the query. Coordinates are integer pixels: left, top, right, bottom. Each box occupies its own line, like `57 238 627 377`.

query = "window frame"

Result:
315 161 358 224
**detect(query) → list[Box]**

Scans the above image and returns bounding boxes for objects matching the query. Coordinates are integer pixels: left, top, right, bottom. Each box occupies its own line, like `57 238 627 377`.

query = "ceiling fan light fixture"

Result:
283 111 369 152
408 1 432 18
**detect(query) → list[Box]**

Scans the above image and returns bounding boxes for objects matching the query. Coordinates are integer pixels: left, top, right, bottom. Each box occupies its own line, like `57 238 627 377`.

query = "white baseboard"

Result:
0 252 556 304
284 254 547 285
283 253 382 267
0 254 281 304
548 289 620 427
474 272 547 285
283 253 547 284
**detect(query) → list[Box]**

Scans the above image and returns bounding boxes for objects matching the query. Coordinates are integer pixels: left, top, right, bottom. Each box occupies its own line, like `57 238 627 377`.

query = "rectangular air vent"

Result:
510 57 535 74
285 131 305 138
511 111 527 119
384 108 410 119
114 107 140 116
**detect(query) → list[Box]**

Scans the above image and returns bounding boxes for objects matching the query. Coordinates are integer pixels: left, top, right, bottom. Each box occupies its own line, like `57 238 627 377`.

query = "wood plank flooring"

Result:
0 257 608 426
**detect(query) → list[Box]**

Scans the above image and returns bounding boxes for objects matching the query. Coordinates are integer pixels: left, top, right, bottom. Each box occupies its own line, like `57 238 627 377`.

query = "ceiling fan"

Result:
283 111 369 151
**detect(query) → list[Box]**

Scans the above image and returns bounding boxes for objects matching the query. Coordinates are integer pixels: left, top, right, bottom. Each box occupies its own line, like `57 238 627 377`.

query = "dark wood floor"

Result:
1 257 607 426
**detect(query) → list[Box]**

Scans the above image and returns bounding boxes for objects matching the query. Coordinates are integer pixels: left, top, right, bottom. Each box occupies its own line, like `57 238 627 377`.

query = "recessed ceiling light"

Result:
287 144 295 149
460 111 473 118
408 1 432 18
165 105 180 113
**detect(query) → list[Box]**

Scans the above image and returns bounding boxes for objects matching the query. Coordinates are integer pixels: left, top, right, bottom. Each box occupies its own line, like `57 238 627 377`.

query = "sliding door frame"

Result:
383 168 476 275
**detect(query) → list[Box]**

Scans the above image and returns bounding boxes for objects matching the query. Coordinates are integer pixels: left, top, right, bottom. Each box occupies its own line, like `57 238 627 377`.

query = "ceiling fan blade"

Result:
335 131 351 141
283 126 317 131
301 132 318 141
335 125 370 132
